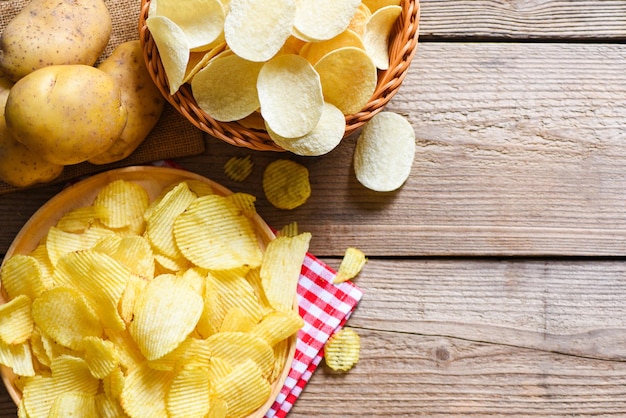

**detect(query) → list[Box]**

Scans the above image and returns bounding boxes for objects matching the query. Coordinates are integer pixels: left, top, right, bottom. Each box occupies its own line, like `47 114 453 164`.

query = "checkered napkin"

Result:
265 253 364 417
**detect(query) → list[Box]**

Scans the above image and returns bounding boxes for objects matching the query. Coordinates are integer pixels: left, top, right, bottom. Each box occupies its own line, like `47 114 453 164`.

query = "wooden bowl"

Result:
138 0 420 151
0 166 296 417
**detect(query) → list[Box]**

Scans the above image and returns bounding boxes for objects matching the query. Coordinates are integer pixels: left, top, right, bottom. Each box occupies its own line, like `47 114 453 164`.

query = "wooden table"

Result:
1 0 626 416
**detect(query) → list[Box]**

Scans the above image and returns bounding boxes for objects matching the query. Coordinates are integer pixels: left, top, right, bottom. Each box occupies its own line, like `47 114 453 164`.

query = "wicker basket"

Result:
139 0 420 152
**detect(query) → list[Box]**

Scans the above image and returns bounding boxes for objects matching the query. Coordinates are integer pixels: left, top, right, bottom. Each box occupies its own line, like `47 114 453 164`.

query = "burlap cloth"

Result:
0 0 205 194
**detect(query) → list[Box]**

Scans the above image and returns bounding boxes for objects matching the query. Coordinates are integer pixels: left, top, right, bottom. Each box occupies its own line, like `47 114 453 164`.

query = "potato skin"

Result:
5 65 128 166
0 0 112 82
89 40 165 165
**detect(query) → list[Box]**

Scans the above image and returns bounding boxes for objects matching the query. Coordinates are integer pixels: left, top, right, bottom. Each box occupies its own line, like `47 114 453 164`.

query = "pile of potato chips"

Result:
0 178 310 418
146 0 403 155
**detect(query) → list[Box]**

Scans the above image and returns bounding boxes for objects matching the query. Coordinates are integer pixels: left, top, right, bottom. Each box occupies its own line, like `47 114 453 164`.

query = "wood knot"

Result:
435 346 450 361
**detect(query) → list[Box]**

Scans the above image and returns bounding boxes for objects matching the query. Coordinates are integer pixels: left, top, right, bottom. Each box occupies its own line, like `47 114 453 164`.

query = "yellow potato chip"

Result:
353 111 415 191
0 340 34 377
363 4 402 70
154 253 192 275
0 294 33 344
314 46 377 115
299 29 364 66
213 358 271 418
226 192 257 218
129 274 203 361
112 235 155 280
237 111 266 130
224 155 254 182
205 331 274 378
258 54 324 138
260 233 311 311
147 15 191 94
267 101 346 156
334 247 367 283
48 392 98 417
31 287 102 351
28 245 54 289
0 254 46 300
166 363 211 418
252 310 303 347
174 194 263 270
104 329 145 372
224 0 296 62
209 269 264 326
208 394 228 418
278 35 307 55
278 221 299 237
46 225 115 266
348 3 372 36
220 306 256 333
93 179 150 231
155 0 225 50
269 338 290 382
294 0 362 41
363 0 401 12
262 159 311 210
95 392 127 418
183 41 227 84
185 179 215 197
178 266 208 296
192 53 263 121
324 327 361 371
55 205 109 233
50 355 101 394
81 336 119 379
119 362 173 418
148 337 212 372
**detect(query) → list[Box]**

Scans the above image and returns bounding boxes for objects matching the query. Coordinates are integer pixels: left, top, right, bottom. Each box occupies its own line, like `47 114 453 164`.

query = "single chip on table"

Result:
363 5 402 70
334 247 368 283
224 155 254 182
262 159 311 210
314 46 377 115
154 0 225 50
146 15 190 94
353 111 415 191
324 327 361 371
257 54 324 138
293 0 362 41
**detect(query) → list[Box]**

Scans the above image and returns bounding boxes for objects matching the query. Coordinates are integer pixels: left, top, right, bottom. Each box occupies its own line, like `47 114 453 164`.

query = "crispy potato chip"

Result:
183 42 227 84
299 29 364 66
56 205 109 233
166 363 211 418
174 194 263 270
224 155 254 182
0 340 34 377
278 35 307 55
192 54 263 121
209 269 264 326
147 15 190 94
208 394 228 418
178 266 207 296
185 179 215 197
324 327 361 371
348 3 372 36
95 392 127 418
81 336 119 379
93 179 150 231
262 160 311 210
226 192 257 218
260 233 311 311
104 329 145 372
213 358 271 418
220 306 256 333
29 245 54 289
130 274 203 360
237 111 266 130
294 0 361 41
363 5 402 70
267 101 346 156
363 0 401 12
205 331 274 377
258 54 324 138
278 221 299 237
46 225 115 266
155 0 225 50
0 294 33 344
50 355 101 394
334 247 367 283
0 254 46 301
252 310 303 347
154 253 192 275
31 287 102 351
269 338 290 382
48 392 98 417
148 337 212 371
120 362 173 418
353 111 415 191
224 0 296 62
314 46 377 115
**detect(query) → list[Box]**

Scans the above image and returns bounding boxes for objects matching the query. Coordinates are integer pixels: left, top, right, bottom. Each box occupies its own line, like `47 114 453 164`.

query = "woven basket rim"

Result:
139 0 420 151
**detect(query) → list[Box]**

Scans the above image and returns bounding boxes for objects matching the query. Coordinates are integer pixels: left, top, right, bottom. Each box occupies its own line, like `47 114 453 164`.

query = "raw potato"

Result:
0 0 112 82
4 65 128 166
89 40 165 165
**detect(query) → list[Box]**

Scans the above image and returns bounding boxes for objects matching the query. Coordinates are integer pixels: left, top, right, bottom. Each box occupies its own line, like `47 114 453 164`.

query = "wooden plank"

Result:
419 0 626 40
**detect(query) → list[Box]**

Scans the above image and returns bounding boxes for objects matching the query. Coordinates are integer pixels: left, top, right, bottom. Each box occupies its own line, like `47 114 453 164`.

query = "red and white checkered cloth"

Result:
265 253 363 417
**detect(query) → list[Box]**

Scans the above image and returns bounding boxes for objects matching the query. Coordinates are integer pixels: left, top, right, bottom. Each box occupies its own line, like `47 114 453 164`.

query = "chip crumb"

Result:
224 155 254 182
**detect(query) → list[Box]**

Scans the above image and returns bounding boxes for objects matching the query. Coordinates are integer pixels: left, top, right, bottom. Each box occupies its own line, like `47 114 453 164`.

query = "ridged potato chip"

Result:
166 363 211 418
314 46 377 115
252 310 304 347
0 340 34 377
353 111 415 191
146 15 190 94
119 362 172 418
46 225 115 267
213 359 271 418
258 54 324 138
0 295 32 345
363 5 403 70
48 392 97 417
324 327 361 371
81 336 119 379
334 247 367 283
294 0 361 41
205 331 275 378
93 179 150 230
224 155 254 182
262 159 311 210
0 254 46 301
55 205 109 233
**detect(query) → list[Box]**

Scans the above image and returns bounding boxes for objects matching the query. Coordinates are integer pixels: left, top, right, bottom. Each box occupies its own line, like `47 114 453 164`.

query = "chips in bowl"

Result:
0 167 304 418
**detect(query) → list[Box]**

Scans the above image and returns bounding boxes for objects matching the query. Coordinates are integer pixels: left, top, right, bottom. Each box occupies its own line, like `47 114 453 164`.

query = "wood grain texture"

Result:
419 0 626 40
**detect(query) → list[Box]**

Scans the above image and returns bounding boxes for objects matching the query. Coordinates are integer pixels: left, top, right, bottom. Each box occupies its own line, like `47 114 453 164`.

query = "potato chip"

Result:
146 15 190 94
192 54 263 121
174 194 263 270
178 266 208 296
112 235 155 280
46 225 115 266
213 358 271 418
0 254 46 300
104 329 145 372
299 29 364 66
278 35 307 55
257 54 324 138
166 363 211 418
119 362 173 418
183 42 227 84
81 336 119 379
252 310 303 347
267 101 346 156
262 159 311 210
93 179 150 231
50 355 101 394
220 306 256 333
154 253 192 274
0 340 34 377
205 331 274 377
314 46 377 115
29 245 54 289
237 111 266 130
148 337 212 372
0 294 33 344
224 155 254 182
324 327 361 371
208 269 264 326
363 0 401 12
129 274 203 361
48 392 98 417
226 192 257 218
363 5 402 69
208 394 228 418
95 392 126 418
278 221 299 237
294 0 362 42
348 3 372 36
334 247 367 283
224 0 296 62
55 205 109 233
269 338 290 382
185 179 215 197
260 233 311 311
155 0 225 50
353 111 415 191
31 287 102 351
